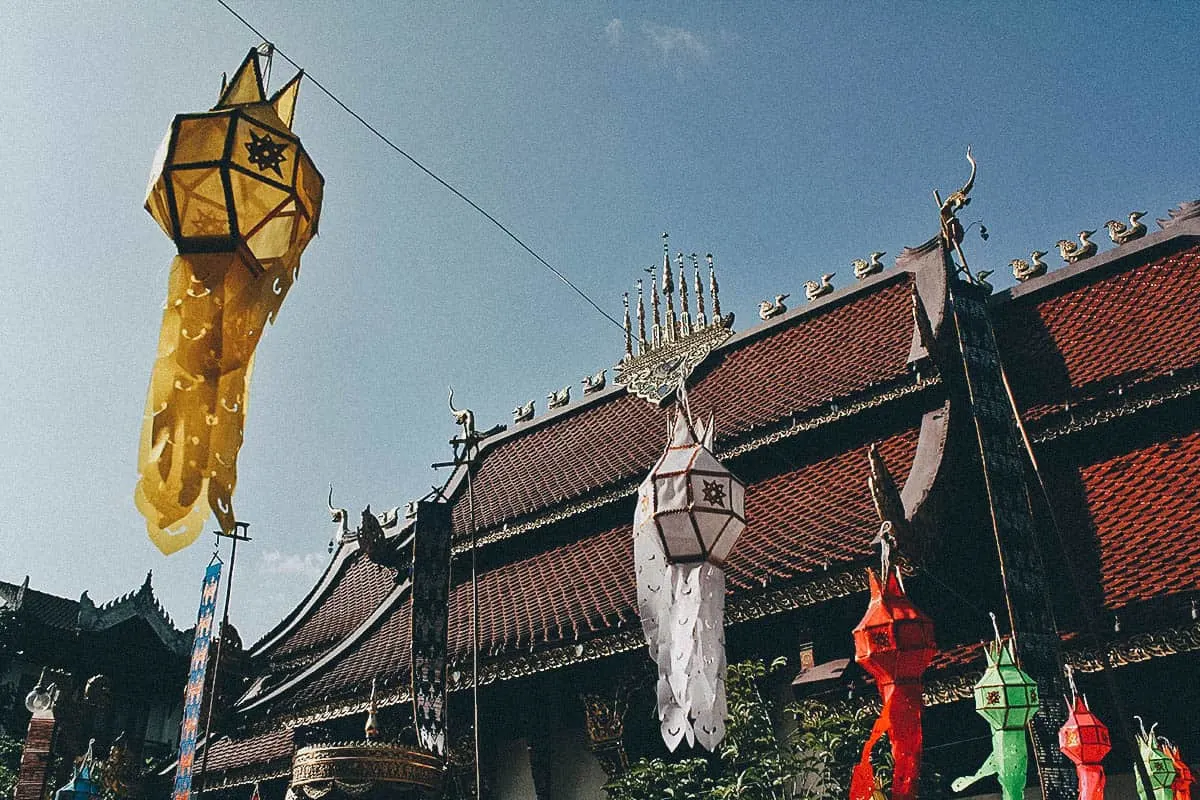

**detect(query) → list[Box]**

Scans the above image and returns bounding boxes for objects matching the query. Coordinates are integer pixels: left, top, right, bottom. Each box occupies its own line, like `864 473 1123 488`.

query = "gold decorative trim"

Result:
291 742 442 795
616 321 735 404
1030 375 1200 443
199 764 292 792
1066 620 1200 673
922 621 1200 707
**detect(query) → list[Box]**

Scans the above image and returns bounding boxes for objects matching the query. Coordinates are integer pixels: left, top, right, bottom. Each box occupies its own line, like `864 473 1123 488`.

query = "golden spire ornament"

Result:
136 48 324 554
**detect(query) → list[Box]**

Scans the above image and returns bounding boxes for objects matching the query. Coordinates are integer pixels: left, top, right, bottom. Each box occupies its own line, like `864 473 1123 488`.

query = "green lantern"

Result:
1134 718 1176 800
952 616 1039 800
973 635 1039 730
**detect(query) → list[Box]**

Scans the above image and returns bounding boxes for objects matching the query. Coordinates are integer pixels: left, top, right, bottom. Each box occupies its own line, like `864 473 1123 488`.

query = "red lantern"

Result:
849 566 936 800
1058 692 1111 800
1165 742 1194 800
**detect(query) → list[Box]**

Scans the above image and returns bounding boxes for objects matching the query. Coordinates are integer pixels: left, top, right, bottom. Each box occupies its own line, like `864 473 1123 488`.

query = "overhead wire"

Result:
214 0 624 333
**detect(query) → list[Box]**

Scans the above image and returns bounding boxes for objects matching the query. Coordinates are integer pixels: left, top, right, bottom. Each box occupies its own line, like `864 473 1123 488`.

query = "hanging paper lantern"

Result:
849 562 936 800
952 619 1038 800
1134 719 1177 800
136 48 323 554
634 391 745 752
1058 680 1110 800
642 409 746 566
1164 740 1194 800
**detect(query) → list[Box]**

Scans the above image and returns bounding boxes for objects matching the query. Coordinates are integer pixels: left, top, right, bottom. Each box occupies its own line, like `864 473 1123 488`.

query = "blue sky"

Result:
2 2 1198 642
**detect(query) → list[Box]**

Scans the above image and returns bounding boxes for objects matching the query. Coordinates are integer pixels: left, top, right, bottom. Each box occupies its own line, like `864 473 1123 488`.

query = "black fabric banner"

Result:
410 500 453 755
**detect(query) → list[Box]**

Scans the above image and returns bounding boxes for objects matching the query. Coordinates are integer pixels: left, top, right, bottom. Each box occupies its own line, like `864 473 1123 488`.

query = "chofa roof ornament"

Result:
616 235 735 404
633 381 746 752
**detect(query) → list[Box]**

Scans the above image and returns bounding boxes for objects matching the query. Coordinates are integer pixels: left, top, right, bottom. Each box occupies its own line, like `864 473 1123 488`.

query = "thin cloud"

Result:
641 22 711 64
257 549 326 580
605 18 623 47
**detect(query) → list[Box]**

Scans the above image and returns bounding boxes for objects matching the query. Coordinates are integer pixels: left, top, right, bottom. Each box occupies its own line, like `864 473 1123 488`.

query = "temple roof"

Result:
995 238 1200 425
216 202 1200 758
449 269 923 538
0 572 190 655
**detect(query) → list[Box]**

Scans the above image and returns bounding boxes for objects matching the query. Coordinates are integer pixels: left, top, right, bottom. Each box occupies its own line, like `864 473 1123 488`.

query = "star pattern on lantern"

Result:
701 479 726 507
244 130 287 176
191 208 225 235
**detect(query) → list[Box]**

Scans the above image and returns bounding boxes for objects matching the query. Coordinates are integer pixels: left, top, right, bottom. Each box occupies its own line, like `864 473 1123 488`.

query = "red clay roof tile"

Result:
201 728 294 773
1076 430 1200 610
258 551 399 668
996 245 1200 420
454 277 916 533
290 426 921 706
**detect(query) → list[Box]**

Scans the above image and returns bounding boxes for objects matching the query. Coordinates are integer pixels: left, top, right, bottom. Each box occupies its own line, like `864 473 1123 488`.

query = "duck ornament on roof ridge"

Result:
1058 230 1098 263
758 294 789 320
852 251 887 280
1011 250 1048 282
1106 211 1147 245
804 273 835 301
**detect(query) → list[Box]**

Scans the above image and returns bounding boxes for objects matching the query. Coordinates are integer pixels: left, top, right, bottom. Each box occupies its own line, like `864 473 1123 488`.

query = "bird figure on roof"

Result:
974 269 995 294
512 400 535 423
582 368 607 394
1105 211 1147 245
1057 230 1098 263
547 385 571 409
758 294 789 320
804 273 835 301
1011 250 1048 282
853 252 887 280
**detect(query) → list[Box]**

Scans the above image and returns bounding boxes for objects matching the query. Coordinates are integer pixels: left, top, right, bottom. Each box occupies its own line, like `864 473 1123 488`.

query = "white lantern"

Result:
634 391 746 752
646 412 746 565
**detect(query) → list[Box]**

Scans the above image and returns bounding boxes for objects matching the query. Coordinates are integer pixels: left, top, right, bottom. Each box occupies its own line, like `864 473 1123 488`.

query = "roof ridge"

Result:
436 262 931 514
994 203 1200 305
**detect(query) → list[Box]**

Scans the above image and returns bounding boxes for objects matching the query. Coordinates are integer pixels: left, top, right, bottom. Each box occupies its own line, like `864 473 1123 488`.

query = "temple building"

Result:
0 573 193 757
184 193 1200 800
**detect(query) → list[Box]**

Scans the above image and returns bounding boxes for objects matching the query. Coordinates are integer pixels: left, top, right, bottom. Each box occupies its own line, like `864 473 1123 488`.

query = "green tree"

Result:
605 659 881 800
0 733 23 800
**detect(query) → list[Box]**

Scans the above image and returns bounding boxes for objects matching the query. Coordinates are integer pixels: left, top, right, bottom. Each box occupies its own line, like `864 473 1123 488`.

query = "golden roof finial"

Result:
677 251 691 336
622 292 632 361
662 233 677 342
692 254 706 328
650 275 662 348
707 254 722 323
636 280 648 354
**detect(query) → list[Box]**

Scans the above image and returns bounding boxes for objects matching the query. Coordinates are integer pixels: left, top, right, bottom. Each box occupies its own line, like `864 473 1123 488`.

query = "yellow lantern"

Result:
136 49 323 554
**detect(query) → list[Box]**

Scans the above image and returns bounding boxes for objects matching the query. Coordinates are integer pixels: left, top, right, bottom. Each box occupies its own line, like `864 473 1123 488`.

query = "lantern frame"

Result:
852 568 936 682
973 638 1039 730
144 50 323 273
1059 695 1111 766
646 413 746 565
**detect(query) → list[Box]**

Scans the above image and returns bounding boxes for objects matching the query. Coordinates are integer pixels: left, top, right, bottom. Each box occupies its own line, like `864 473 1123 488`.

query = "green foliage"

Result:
605 658 881 800
0 734 22 800
785 700 877 800
605 757 713 800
